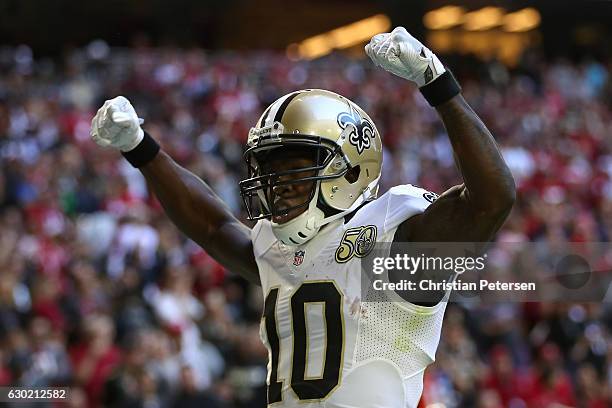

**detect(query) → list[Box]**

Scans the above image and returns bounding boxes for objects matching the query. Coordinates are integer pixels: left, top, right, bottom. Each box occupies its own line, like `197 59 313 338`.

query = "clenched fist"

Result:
365 27 446 87
90 96 144 152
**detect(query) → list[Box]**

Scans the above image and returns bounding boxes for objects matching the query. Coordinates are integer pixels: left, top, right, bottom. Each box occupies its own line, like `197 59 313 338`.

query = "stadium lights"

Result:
423 6 466 30
423 6 541 32
296 34 331 60
503 8 541 32
287 14 391 60
463 7 505 31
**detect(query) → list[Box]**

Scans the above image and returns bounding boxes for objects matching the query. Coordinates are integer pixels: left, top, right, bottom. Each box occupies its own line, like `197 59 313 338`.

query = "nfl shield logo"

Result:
293 250 305 266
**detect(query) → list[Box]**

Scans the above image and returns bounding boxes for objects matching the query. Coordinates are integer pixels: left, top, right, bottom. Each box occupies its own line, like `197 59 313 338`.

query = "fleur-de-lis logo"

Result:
423 191 439 203
337 106 375 154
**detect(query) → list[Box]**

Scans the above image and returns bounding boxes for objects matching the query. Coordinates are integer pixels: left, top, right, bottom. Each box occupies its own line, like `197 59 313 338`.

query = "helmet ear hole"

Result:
344 165 360 184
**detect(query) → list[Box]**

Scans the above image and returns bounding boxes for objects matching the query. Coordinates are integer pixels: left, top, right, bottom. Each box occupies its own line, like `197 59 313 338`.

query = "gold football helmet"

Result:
239 89 383 245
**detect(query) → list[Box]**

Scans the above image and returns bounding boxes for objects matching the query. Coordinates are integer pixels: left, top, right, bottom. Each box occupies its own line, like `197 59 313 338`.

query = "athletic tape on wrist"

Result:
419 70 462 107
121 131 160 168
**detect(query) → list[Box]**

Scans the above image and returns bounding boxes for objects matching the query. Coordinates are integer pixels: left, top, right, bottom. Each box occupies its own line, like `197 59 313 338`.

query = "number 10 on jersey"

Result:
263 281 344 403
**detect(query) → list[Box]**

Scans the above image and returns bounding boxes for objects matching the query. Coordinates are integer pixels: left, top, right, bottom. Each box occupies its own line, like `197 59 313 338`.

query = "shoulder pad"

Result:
347 184 436 235
384 184 436 232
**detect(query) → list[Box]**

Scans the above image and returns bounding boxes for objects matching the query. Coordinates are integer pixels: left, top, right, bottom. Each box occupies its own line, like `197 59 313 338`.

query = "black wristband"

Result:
121 131 160 168
419 70 462 107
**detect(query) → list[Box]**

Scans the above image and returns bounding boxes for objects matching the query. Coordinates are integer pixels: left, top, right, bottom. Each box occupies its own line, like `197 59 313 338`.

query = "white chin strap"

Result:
271 176 380 246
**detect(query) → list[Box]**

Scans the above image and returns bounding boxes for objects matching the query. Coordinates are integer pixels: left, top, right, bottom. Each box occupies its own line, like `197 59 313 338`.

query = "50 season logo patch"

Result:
334 225 377 263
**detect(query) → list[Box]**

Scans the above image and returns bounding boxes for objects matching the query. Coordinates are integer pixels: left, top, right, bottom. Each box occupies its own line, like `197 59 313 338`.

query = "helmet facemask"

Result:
240 135 347 223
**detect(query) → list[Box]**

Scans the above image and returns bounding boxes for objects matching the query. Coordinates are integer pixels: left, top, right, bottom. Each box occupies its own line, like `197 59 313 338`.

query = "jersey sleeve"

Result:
383 184 437 234
347 184 437 238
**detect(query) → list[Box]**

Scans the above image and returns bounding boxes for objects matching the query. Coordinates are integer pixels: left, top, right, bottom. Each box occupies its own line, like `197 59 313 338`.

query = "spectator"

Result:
69 314 121 408
171 365 227 408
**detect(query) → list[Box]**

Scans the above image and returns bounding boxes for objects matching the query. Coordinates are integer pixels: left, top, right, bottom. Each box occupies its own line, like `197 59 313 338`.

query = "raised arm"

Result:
406 94 516 242
139 150 259 284
365 27 515 242
90 97 259 285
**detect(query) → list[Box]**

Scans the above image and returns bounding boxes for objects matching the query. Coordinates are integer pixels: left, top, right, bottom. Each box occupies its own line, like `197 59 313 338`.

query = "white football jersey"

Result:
252 184 448 408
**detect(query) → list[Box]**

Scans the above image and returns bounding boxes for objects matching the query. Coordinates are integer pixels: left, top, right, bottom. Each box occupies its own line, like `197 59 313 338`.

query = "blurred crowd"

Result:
0 40 611 408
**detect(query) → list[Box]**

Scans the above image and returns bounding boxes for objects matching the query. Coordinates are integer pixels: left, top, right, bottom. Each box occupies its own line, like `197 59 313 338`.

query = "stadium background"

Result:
0 0 611 407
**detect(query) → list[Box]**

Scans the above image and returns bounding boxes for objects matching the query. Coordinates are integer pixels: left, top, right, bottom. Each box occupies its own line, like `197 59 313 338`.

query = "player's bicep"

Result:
397 184 505 242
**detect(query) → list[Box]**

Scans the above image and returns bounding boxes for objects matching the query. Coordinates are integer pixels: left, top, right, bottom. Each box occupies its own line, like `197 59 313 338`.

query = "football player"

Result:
90 27 515 408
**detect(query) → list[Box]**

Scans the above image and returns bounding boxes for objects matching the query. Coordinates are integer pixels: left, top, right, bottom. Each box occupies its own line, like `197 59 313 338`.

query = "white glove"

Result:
365 27 446 87
90 96 145 152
